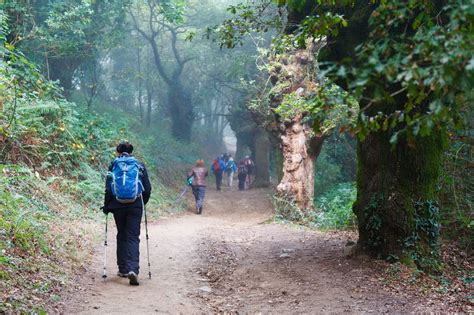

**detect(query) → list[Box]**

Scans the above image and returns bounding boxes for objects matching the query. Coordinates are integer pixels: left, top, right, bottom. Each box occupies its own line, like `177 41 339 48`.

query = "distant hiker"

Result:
225 156 237 187
223 152 230 164
244 155 255 188
103 141 152 286
237 160 248 191
211 155 225 191
188 159 208 214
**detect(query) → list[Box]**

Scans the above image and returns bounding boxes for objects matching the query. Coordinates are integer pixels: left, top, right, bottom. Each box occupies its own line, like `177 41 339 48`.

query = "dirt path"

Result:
67 186 437 314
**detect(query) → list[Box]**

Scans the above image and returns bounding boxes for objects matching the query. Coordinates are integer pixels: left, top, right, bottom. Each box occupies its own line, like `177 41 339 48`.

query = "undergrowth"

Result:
0 97 188 312
0 165 94 312
273 182 356 230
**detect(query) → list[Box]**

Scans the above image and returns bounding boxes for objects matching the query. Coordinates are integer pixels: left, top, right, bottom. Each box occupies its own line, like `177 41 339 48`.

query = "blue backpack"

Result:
226 160 236 173
109 156 144 203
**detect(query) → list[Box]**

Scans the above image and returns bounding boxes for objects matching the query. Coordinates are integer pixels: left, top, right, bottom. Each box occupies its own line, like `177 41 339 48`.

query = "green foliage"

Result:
0 10 60 107
438 133 473 249
0 165 52 255
18 0 130 58
335 1 474 143
314 132 356 194
274 182 356 229
314 149 343 194
206 1 284 49
315 182 357 229
0 165 92 313
249 37 359 139
274 78 359 135
363 194 385 250
402 200 441 271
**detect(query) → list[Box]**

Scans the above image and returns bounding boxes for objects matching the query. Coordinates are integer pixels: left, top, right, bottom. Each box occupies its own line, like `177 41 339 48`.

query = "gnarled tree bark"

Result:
268 41 324 210
276 116 323 209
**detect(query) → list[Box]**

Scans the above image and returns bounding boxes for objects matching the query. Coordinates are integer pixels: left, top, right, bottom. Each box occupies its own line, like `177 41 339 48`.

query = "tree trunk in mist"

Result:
235 133 245 160
169 82 193 141
131 11 194 141
276 115 324 209
146 84 153 128
137 48 144 123
253 129 270 187
49 58 80 97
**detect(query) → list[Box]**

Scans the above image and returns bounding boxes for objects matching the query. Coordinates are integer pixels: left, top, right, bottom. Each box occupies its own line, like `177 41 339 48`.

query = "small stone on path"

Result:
198 286 212 293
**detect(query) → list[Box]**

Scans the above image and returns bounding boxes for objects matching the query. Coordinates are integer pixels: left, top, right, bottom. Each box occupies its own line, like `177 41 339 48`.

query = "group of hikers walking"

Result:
188 153 255 214
101 142 254 286
210 153 254 191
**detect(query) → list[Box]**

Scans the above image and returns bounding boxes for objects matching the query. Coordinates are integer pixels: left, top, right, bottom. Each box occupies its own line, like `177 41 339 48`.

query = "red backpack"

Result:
212 160 220 172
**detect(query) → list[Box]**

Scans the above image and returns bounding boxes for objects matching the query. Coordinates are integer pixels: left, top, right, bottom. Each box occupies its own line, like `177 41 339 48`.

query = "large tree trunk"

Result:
268 40 325 210
168 82 193 141
276 115 324 209
49 57 80 97
270 135 284 184
235 132 245 160
353 125 447 269
253 128 270 187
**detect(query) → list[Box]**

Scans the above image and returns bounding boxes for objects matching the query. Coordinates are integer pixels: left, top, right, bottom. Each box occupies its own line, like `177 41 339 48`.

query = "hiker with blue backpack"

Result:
102 141 152 286
210 155 225 191
225 156 237 187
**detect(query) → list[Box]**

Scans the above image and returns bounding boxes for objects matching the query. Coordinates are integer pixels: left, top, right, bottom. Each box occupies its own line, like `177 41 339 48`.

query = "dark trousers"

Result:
192 186 206 209
238 173 246 190
215 170 223 190
113 206 143 274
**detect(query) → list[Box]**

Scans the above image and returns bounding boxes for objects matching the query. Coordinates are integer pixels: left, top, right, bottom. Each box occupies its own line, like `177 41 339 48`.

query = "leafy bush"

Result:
274 182 356 230
0 165 53 255
0 165 93 313
315 182 357 229
314 132 356 196
438 134 473 250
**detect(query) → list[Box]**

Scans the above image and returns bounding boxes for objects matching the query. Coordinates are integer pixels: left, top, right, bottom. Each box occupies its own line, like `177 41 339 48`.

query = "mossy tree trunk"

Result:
267 41 326 210
353 120 447 269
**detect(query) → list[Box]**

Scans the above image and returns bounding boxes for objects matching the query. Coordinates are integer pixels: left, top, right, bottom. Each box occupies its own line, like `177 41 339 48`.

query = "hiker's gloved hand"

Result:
101 206 110 215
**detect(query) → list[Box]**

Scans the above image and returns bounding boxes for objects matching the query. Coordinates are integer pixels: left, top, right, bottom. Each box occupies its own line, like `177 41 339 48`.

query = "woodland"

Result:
0 0 472 313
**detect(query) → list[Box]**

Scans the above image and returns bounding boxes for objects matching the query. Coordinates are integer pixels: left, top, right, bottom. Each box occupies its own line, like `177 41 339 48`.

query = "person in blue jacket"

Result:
225 156 237 187
103 141 152 286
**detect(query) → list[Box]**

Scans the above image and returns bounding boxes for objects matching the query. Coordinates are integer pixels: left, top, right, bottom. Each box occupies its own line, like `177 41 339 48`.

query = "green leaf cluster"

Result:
337 1 473 142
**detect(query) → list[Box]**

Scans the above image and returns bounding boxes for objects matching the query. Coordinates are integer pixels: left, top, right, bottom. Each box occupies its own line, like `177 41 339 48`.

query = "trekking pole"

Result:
141 197 152 280
102 213 108 280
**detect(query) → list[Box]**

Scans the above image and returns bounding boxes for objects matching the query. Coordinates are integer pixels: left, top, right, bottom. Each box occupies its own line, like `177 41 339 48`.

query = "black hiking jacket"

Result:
103 156 152 211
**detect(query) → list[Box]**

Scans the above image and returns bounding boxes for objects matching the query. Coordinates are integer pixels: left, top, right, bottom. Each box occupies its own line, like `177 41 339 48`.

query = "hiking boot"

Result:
128 271 139 286
198 206 203 214
117 271 128 278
